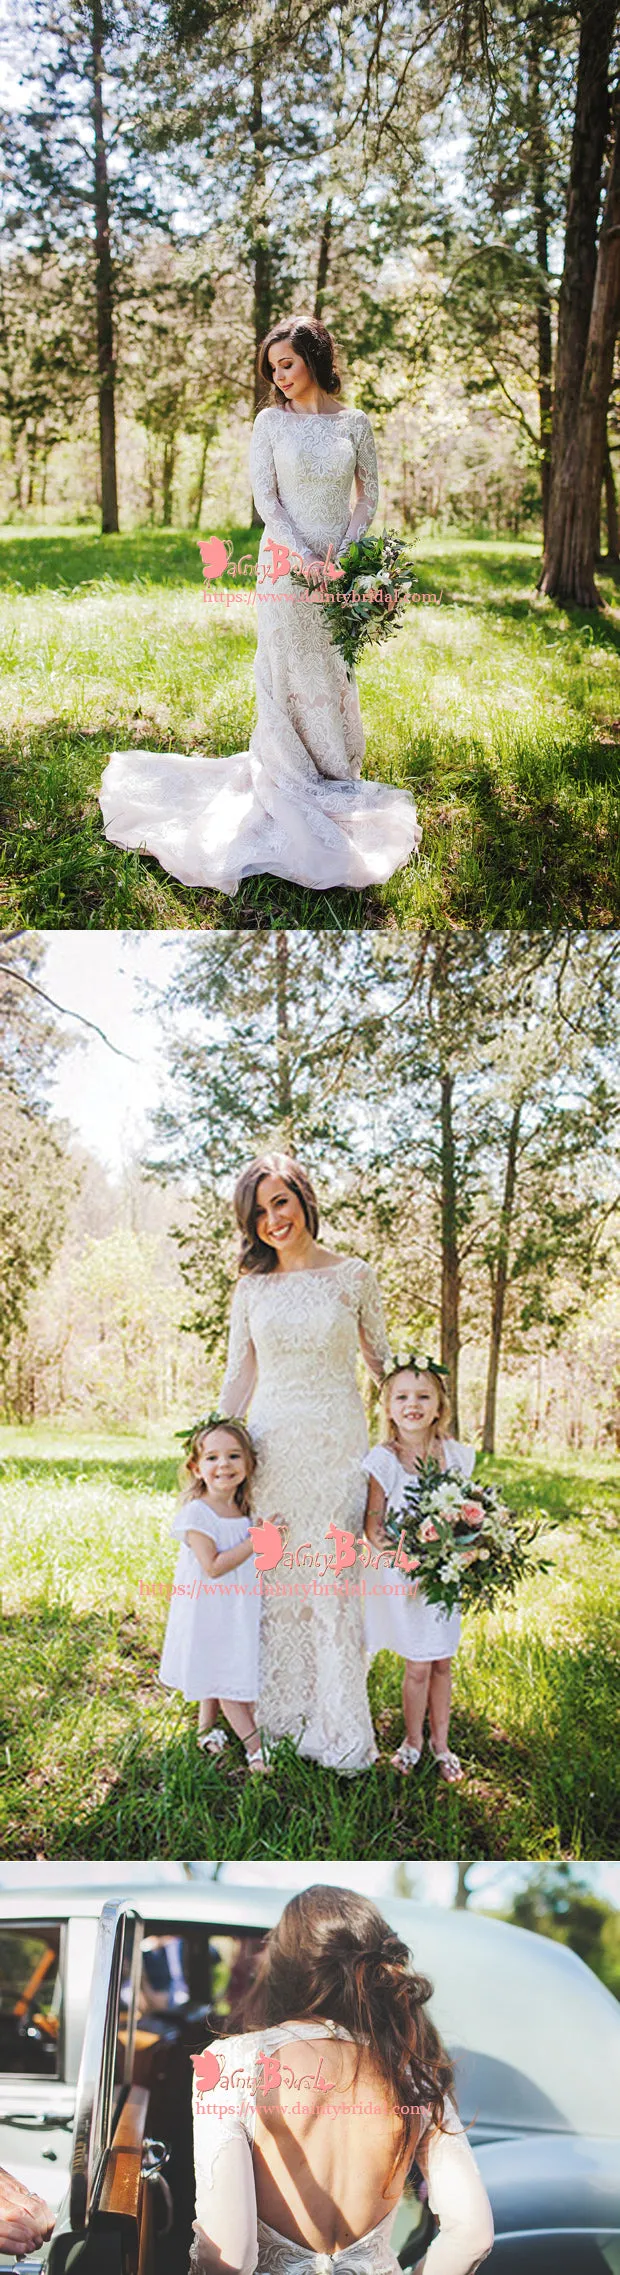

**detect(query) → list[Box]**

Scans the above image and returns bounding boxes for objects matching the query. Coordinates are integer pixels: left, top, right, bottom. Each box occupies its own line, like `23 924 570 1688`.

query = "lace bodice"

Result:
249 407 379 567
191 2022 493 2275
221 1257 394 1421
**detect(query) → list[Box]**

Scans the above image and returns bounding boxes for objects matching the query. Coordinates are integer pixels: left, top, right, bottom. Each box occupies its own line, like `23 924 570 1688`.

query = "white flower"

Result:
433 1484 463 1515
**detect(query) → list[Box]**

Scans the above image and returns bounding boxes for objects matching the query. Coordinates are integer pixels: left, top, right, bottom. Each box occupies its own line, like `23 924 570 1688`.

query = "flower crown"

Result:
388 1352 450 1384
174 1409 232 1454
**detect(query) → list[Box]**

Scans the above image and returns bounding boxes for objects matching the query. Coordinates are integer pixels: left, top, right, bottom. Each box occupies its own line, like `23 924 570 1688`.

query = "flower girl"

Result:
364 1358 475 1782
159 1416 270 1775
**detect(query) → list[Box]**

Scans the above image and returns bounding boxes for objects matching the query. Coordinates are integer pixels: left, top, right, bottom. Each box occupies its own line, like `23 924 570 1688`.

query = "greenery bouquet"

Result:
292 530 418 674
384 1460 551 1616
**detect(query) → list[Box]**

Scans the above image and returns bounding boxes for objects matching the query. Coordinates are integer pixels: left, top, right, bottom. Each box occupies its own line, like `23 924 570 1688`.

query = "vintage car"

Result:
0 1874 619 2274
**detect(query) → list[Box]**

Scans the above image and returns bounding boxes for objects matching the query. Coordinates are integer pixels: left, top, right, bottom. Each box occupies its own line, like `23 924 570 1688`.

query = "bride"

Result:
190 1884 494 2275
219 1153 394 1773
98 317 421 895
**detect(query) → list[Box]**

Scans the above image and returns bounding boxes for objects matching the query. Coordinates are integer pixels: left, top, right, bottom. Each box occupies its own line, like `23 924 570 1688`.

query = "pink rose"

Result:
419 1519 439 1542
461 1502 484 1525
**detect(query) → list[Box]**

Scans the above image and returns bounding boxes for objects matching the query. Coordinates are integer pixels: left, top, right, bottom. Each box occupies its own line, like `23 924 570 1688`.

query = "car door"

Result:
47 1901 167 2275
0 1916 76 2226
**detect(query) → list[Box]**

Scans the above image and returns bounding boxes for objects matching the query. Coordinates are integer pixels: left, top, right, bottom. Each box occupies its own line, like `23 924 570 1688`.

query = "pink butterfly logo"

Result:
198 537 230 580
191 2048 222 2090
250 1520 285 1573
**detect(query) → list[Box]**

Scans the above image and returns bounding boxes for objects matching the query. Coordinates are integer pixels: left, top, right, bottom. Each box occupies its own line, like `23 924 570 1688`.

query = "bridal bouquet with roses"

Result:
291 530 418 675
384 1462 551 1617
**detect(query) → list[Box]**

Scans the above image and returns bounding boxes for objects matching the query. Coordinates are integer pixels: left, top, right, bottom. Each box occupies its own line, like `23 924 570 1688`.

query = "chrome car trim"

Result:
68 1902 141 2232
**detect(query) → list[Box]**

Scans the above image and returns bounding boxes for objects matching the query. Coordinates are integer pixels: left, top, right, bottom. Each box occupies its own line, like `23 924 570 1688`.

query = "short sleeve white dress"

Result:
158 1497 260 1702
190 2020 494 2275
98 407 421 894
363 1440 476 1663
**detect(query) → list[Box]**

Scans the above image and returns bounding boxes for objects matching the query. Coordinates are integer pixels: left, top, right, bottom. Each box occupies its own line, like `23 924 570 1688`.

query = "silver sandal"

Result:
390 1740 423 1774
244 1728 272 1775
429 1741 463 1783
197 1725 227 1755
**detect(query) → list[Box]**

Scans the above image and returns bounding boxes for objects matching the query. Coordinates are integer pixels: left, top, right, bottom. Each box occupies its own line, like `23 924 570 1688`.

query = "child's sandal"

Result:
244 1729 272 1775
429 1742 463 1783
390 1740 423 1774
197 1725 227 1755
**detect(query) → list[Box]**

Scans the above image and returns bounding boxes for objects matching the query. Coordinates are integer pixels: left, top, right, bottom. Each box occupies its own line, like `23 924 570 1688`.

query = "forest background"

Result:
2 926 619 1451
2 0 620 597
1 926 618 1858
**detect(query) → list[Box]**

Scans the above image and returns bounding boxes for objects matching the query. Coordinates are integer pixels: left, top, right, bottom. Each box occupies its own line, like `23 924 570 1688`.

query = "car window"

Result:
138 1926 265 2028
0 1926 62 2076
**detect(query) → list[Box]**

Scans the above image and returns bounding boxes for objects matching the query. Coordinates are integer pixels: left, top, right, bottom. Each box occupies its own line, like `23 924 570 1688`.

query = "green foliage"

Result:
294 532 419 675
0 937 77 1369
500 1866 620 2003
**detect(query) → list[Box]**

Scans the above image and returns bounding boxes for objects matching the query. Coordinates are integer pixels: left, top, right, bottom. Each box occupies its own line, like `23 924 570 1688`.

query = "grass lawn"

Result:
1 527 620 928
1 1427 617 1860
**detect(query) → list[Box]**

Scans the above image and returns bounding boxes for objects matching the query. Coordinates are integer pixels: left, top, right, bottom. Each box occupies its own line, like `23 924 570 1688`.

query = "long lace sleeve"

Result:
191 2043 258 2275
357 1260 394 1383
220 1281 257 1416
418 2116 494 2274
340 413 379 548
250 411 316 565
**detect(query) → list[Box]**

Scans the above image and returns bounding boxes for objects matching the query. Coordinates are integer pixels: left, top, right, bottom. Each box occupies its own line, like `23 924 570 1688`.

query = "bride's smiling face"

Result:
268 340 315 407
254 1174 310 1259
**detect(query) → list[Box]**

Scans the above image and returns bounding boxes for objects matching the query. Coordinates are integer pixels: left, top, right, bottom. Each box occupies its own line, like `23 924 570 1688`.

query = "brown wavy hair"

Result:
242 1885 454 2167
382 1365 451 1453
257 317 342 410
181 1419 256 1514
233 1154 320 1276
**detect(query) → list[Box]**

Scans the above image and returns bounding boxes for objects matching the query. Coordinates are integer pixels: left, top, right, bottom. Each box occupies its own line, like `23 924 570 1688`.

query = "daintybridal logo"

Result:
198 536 442 607
191 2047 334 2095
191 2045 429 2120
248 1520 415 1578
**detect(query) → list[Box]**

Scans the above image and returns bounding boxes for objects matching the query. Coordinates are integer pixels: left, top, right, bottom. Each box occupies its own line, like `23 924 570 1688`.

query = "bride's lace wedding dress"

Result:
219 1257 393 1772
98 408 421 894
191 2021 494 2275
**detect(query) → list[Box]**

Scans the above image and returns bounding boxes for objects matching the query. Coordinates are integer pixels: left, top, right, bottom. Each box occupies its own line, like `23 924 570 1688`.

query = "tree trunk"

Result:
314 198 332 319
91 0 119 535
539 0 616 600
162 433 176 526
274 932 294 1144
192 422 216 529
250 53 271 526
440 1070 460 1437
482 1101 522 1454
526 12 553 538
604 438 620 557
540 94 620 606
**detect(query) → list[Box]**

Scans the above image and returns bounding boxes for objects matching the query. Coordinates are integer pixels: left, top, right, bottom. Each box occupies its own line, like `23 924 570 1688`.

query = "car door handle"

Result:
141 2140 173 2234
1 2116 73 2132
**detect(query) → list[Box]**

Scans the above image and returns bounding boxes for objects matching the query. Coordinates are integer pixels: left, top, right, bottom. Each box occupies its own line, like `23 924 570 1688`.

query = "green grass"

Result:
1 1427 617 1859
1 527 620 927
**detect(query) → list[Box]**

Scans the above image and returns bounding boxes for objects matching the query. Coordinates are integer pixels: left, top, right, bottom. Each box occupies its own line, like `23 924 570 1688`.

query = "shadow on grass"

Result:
0 1452 178 1491
0 732 385 931
437 760 619 925
0 1596 615 1859
0 529 260 594
477 1455 620 1527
